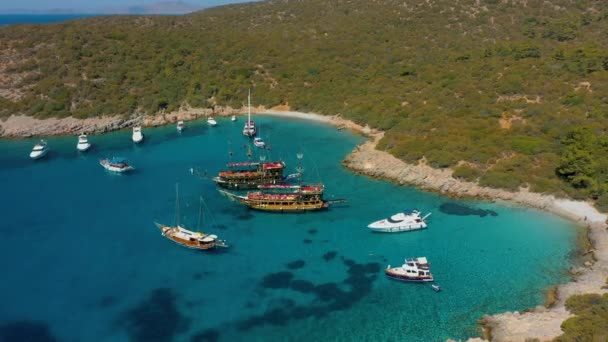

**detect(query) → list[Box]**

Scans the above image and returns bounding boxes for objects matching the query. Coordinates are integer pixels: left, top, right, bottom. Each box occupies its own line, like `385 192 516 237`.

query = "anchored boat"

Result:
29 140 49 160
99 157 134 173
132 126 144 143
76 134 91 152
177 121 185 132
219 184 341 212
212 160 290 190
385 257 434 282
207 117 218 126
242 89 256 137
155 185 227 250
367 210 431 233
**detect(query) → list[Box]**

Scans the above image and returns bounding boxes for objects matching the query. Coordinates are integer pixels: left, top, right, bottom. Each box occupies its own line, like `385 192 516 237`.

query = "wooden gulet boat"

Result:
155 185 227 250
212 160 298 190
218 152 346 212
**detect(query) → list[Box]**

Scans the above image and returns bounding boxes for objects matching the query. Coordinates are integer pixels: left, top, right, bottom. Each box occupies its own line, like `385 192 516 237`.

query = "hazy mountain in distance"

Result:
0 1 204 15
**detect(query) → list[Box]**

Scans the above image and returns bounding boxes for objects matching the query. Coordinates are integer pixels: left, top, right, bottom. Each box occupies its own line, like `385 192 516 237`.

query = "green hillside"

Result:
2 0 608 207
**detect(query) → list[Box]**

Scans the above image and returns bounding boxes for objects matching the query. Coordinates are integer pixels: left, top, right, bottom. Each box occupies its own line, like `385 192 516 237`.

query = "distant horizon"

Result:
0 0 258 15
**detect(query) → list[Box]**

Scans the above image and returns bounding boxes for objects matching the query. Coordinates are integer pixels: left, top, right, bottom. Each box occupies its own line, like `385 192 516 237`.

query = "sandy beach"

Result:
1 108 607 341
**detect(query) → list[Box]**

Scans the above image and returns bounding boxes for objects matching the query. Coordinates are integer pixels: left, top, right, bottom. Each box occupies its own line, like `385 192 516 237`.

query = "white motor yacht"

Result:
231 115 237 122
76 134 91 152
177 121 185 132
132 126 144 143
29 140 49 160
367 210 431 233
207 117 218 126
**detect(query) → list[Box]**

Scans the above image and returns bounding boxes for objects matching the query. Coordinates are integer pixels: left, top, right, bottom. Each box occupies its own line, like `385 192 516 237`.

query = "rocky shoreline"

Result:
0 105 250 138
2 109 607 341
343 133 608 342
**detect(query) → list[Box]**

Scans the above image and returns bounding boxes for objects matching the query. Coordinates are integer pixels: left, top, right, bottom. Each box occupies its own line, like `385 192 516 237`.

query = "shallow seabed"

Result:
0 117 576 341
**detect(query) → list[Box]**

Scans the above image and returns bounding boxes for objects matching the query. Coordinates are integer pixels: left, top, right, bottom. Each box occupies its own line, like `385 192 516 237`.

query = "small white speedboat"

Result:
76 134 91 152
231 115 237 122
207 117 217 126
29 140 49 160
100 157 134 173
368 210 431 233
177 121 185 132
132 126 144 143
253 137 265 148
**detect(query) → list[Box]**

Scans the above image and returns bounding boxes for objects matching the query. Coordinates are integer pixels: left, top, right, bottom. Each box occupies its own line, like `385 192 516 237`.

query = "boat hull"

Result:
77 143 91 152
213 177 285 190
99 160 134 173
368 224 427 233
29 149 48 160
385 271 434 282
234 197 328 212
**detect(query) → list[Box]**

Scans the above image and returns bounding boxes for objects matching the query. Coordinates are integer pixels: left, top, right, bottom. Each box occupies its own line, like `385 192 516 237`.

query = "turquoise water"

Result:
0 117 576 341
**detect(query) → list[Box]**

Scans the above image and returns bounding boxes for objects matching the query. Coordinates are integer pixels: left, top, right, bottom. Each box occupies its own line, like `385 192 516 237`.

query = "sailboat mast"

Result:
175 183 180 227
197 197 203 231
248 88 251 123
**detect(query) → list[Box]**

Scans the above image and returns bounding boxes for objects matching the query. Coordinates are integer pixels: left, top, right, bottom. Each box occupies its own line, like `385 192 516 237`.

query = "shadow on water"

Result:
286 260 306 270
0 320 58 342
235 253 380 331
191 328 220 342
116 287 190 342
439 202 498 217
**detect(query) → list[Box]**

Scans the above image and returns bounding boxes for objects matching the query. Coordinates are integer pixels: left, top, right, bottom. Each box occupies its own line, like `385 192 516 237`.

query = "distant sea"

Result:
0 117 577 341
0 14 99 26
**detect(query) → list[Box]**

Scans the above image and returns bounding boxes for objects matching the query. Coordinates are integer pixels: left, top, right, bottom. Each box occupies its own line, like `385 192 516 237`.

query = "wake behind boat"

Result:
29 140 49 160
385 257 434 282
99 157 134 173
367 210 431 233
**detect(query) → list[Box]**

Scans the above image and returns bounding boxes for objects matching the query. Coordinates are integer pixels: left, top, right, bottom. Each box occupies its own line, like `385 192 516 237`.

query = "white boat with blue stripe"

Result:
367 210 431 233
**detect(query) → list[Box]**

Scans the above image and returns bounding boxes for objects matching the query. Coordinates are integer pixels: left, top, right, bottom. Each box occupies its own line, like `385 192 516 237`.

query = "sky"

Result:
0 0 256 13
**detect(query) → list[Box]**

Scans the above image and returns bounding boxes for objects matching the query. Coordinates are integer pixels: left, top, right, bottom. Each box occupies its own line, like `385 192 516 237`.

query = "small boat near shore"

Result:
177 121 185 132
367 210 431 233
231 115 237 122
132 126 144 143
29 140 49 160
208 117 217 126
99 157 134 173
385 257 434 282
76 134 91 152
